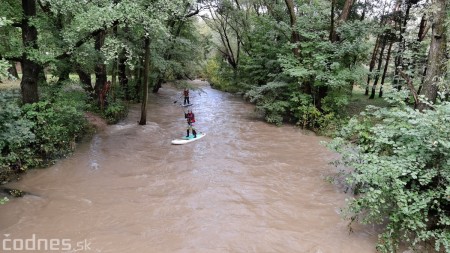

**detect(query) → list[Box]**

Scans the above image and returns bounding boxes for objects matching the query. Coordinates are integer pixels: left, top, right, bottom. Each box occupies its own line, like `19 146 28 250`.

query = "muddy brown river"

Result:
0 80 378 252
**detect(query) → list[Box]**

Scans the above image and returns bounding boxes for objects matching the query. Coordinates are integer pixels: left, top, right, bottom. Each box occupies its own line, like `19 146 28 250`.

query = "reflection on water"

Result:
0 80 378 252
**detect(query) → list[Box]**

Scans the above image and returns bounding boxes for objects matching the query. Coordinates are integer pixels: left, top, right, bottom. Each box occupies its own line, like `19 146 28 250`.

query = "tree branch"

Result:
37 0 51 13
419 25 430 41
0 54 22 62
55 25 115 60
185 8 199 18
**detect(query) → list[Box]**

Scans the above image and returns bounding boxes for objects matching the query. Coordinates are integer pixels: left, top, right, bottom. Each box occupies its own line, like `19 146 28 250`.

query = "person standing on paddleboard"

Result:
183 88 190 105
185 109 197 138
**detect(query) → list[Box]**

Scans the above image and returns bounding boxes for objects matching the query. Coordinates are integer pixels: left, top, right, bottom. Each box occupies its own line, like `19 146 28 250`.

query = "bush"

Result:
22 90 88 165
328 100 450 252
245 82 343 130
102 98 127 124
0 91 35 181
204 57 239 93
0 197 8 204
0 87 89 182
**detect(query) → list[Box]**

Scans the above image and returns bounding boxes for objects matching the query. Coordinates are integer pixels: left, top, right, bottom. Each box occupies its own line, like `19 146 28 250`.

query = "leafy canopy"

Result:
329 93 450 252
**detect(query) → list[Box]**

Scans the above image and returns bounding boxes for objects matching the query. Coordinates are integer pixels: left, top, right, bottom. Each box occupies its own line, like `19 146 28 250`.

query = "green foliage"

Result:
203 0 371 131
22 89 88 164
245 81 290 125
0 91 36 181
0 59 9 81
204 57 239 92
328 98 450 252
0 197 8 205
237 15 288 86
245 81 344 130
289 92 323 129
102 98 127 124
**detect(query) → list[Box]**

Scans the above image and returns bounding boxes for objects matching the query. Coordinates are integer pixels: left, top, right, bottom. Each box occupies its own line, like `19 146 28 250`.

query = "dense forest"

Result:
1 0 449 252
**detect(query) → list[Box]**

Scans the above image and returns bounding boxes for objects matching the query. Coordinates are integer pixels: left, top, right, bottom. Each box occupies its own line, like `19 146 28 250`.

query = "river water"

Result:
0 80 378 252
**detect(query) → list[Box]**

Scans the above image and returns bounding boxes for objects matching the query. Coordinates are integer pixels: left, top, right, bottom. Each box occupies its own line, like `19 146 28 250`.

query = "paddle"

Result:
173 95 182 104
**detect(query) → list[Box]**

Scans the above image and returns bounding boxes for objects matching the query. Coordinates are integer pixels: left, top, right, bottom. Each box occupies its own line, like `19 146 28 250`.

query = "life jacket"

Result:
185 112 195 123
183 90 189 97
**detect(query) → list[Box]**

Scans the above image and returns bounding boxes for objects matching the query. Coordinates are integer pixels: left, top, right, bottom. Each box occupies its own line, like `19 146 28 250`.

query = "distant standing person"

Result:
183 88 190 105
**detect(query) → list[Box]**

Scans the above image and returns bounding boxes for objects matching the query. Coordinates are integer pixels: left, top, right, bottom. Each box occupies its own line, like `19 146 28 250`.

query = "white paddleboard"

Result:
171 133 206 145
181 103 193 107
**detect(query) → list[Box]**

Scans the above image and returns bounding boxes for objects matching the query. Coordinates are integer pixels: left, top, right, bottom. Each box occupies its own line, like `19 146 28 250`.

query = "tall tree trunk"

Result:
56 58 71 84
416 14 430 95
319 0 354 109
360 0 368 21
118 48 129 100
366 35 381 95
393 1 412 91
409 14 428 79
330 0 336 41
20 0 41 104
417 66 427 95
379 41 393 98
94 30 107 100
75 64 93 94
111 60 117 101
331 0 354 42
370 35 387 99
139 37 150 125
339 0 354 22
135 56 143 102
284 0 300 57
152 77 163 93
417 0 447 111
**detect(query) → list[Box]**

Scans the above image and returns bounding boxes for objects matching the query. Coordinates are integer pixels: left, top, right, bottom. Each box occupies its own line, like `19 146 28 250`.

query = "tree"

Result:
139 37 150 125
329 98 450 252
202 0 245 81
284 0 300 57
417 0 448 111
20 0 42 104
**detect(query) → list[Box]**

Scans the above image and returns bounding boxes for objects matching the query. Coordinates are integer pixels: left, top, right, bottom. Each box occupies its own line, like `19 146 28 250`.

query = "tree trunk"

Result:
360 0 368 21
329 0 336 42
135 56 143 102
20 0 41 104
152 77 163 93
75 64 93 94
415 14 429 95
320 0 353 108
284 0 300 57
370 35 387 99
94 30 107 100
393 1 412 91
110 60 117 101
366 35 381 95
139 37 150 125
339 0 354 22
417 0 447 111
118 48 129 100
417 66 427 95
331 0 354 42
379 41 393 98
56 58 71 84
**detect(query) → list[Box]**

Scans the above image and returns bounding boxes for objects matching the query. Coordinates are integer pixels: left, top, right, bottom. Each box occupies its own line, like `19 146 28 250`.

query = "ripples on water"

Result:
0 80 378 252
